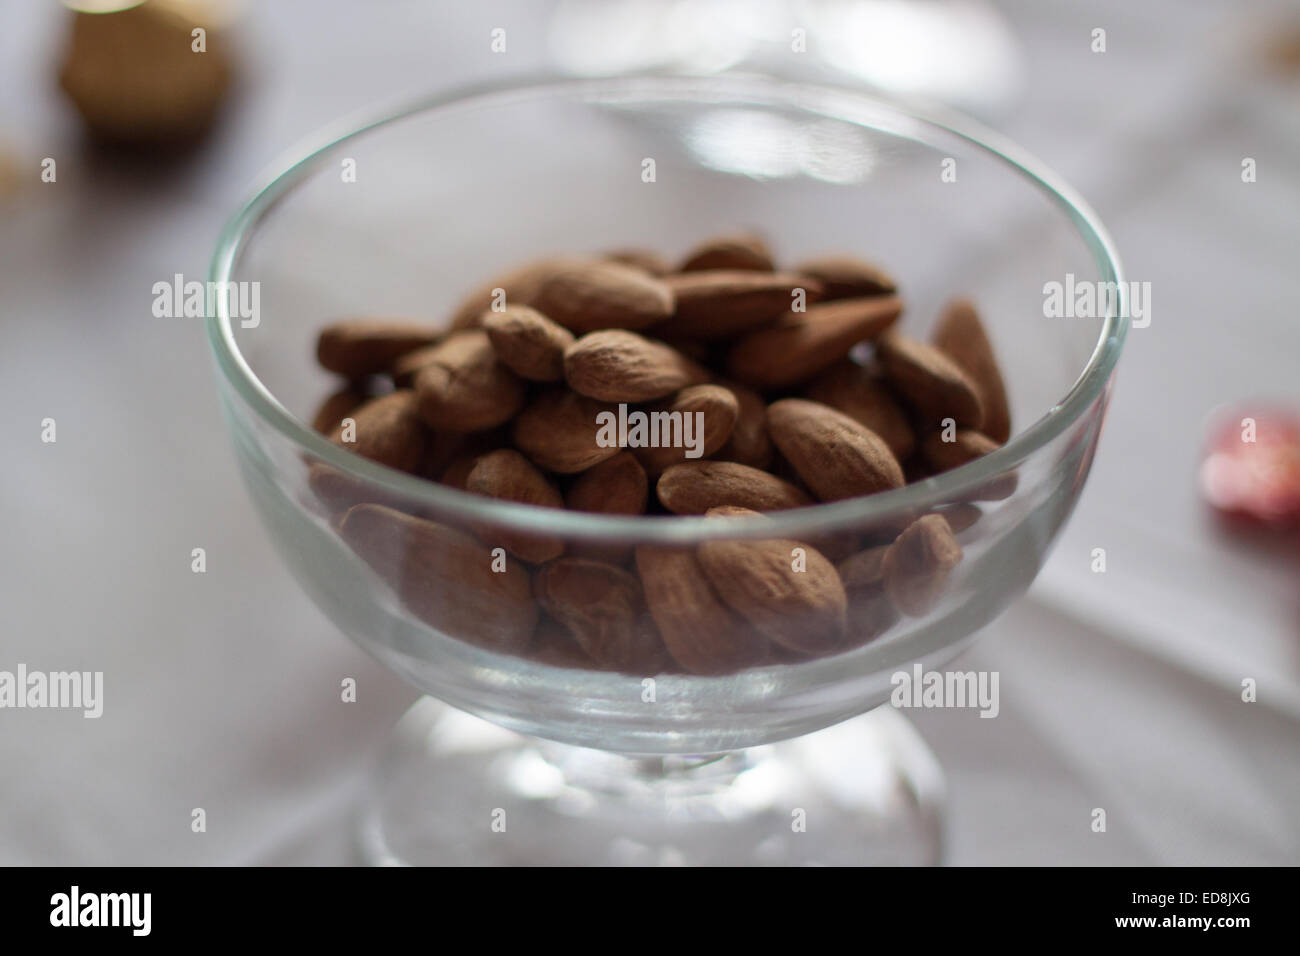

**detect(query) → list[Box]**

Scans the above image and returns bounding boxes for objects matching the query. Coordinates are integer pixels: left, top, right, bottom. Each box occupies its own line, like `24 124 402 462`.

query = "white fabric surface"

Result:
1 0 1298 865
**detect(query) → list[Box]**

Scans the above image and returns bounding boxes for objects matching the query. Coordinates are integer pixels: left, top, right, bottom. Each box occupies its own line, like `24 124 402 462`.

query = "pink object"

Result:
1201 409 1300 528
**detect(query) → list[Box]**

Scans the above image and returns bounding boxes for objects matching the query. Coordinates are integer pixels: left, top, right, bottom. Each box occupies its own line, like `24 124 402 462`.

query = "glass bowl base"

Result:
356 699 946 866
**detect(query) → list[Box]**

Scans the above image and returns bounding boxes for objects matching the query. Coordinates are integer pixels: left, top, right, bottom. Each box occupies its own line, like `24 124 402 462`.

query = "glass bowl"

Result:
207 74 1125 865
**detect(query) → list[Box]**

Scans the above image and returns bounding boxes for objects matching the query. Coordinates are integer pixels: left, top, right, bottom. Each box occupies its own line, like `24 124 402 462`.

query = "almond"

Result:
565 451 648 515
766 398 904 502
311 385 367 434
482 305 574 382
679 233 774 273
837 545 889 594
714 379 773 470
305 461 402 516
529 260 674 334
920 428 999 471
876 330 984 429
338 504 537 653
391 344 445 387
447 256 580 331
804 359 915 461
329 390 427 473
530 615 599 670
920 429 1016 500
656 271 823 340
632 384 739 476
413 330 527 432
836 545 899 646
565 451 648 563
511 388 622 474
563 329 708 403
932 298 1011 443
726 295 903 388
316 319 438 379
793 255 896 299
696 507 847 655
465 449 565 563
534 558 670 674
935 502 982 534
881 514 963 616
635 546 769 675
657 460 810 514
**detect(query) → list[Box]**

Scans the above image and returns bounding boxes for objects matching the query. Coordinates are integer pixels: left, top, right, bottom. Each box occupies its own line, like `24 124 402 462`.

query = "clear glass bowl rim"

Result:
207 73 1127 545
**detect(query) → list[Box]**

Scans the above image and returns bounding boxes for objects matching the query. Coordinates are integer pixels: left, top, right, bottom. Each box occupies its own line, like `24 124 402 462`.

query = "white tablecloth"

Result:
1 0 1297 865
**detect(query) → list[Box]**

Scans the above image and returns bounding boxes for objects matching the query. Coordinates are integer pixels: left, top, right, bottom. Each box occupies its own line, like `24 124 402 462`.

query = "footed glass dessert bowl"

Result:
208 75 1125 865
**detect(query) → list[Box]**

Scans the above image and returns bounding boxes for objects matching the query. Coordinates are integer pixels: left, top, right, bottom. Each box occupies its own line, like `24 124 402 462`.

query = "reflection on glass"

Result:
548 0 1024 114
686 109 876 183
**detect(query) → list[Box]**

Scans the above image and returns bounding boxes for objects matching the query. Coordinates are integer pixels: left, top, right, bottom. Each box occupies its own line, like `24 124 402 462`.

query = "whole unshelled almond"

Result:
312 385 366 434
876 331 985 429
565 451 648 563
936 502 982 534
838 545 889 594
635 546 769 675
529 260 674 334
306 461 401 516
316 319 439 379
563 329 708 403
511 388 621 474
932 299 1011 444
448 256 580 331
534 558 670 674
565 451 648 516
920 429 1017 500
714 379 773 470
696 507 847 655
482 305 574 382
767 399 904 502
338 504 537 652
391 344 445 387
804 360 916 462
920 428 999 472
679 233 774 273
413 330 526 432
656 271 823 340
836 545 899 646
727 295 903 388
793 255 896 299
530 615 599 670
882 514 963 617
466 449 565 563
632 384 739 476
657 460 811 514
329 389 427 473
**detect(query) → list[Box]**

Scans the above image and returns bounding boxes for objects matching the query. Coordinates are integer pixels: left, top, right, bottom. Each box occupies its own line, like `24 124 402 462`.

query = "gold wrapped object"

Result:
57 1 235 147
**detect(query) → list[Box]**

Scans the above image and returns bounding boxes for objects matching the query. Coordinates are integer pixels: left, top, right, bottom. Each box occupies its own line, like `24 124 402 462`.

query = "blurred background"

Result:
1 0 1298 864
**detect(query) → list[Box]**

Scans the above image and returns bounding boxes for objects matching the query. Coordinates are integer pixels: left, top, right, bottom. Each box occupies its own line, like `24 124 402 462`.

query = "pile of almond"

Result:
306 234 1012 676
